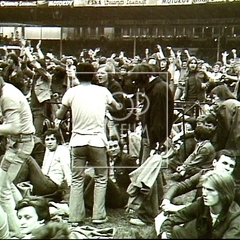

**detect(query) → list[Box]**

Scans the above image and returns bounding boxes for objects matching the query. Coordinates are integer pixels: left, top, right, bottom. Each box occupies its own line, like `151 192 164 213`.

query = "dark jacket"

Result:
214 99 240 152
164 169 240 206
182 140 216 177
141 76 174 149
113 152 138 190
107 78 126 122
160 197 240 239
213 99 240 181
184 70 209 102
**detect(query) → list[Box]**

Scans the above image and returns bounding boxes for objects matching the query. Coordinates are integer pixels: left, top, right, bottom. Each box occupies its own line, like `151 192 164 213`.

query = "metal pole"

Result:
60 26 63 58
133 36 136 58
217 26 220 62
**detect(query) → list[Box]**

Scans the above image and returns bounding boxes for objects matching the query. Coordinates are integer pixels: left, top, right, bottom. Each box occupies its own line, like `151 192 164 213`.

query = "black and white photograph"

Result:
0 0 239 238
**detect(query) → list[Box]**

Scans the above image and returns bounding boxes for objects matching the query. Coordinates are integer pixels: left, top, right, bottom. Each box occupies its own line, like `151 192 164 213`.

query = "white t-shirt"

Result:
210 212 219 226
1 83 35 134
41 145 71 186
62 82 114 147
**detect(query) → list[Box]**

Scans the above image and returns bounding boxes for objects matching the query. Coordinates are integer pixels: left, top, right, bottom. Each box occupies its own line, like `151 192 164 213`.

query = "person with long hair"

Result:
210 84 236 102
209 84 240 181
159 171 240 239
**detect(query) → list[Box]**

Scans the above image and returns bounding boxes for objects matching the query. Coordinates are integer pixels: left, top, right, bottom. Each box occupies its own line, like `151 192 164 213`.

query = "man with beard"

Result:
171 118 216 182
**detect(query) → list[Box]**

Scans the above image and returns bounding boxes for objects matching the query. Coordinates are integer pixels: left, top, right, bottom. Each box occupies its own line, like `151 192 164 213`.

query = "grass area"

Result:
72 168 197 239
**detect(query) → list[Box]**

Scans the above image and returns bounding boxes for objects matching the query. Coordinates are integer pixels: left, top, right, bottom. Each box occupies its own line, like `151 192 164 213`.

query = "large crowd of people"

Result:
0 38 240 239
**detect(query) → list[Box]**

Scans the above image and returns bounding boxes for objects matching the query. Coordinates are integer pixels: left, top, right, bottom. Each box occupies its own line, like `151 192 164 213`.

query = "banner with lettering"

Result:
0 1 37 7
0 1 73 7
74 0 158 6
157 0 192 5
48 0 74 6
0 0 233 7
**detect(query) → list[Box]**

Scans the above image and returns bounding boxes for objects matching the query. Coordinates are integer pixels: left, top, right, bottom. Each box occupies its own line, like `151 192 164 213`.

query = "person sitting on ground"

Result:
159 171 240 239
162 119 197 171
15 196 51 239
14 128 71 202
171 117 216 181
161 149 238 214
84 138 138 209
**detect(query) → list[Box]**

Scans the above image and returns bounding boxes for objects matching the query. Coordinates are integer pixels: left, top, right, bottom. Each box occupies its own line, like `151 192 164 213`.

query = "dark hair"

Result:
215 149 236 162
187 56 198 68
130 63 157 87
15 196 50 223
99 56 107 65
194 125 214 141
210 85 236 101
120 64 130 71
31 222 70 239
159 57 170 71
204 113 217 126
42 128 62 145
214 61 222 68
7 53 19 66
76 62 95 82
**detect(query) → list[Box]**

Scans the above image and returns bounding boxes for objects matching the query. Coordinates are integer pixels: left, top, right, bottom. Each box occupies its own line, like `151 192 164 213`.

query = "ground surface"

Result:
67 168 197 239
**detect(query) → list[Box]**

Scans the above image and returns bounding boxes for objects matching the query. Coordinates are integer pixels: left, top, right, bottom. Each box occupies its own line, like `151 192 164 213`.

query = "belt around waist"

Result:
10 133 34 142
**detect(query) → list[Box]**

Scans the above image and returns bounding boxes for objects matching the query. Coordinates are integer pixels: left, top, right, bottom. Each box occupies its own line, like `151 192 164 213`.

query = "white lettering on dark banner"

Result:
126 0 147 4
104 0 124 5
0 1 37 6
48 0 73 6
160 0 191 4
0 1 18 6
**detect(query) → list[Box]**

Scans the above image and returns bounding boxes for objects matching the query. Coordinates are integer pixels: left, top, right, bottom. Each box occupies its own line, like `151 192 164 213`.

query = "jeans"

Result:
32 107 47 138
0 137 34 238
0 204 9 239
14 156 58 196
84 174 128 209
69 145 108 222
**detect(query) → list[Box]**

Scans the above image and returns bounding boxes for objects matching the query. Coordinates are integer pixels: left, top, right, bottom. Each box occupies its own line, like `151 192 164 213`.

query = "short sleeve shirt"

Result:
62 82 114 147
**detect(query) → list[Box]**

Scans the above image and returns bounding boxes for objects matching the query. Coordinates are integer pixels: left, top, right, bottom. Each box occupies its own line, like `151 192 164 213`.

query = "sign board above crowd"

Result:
0 0 238 7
